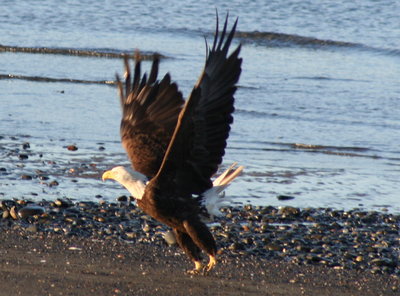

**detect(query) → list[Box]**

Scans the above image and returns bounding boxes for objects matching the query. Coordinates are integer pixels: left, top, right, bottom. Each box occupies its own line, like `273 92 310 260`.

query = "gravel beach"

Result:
0 199 399 295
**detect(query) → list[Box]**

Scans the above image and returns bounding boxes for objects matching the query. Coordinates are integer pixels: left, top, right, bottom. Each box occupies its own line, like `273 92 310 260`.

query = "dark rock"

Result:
18 205 45 219
54 199 72 208
21 174 32 180
49 180 59 187
277 195 295 201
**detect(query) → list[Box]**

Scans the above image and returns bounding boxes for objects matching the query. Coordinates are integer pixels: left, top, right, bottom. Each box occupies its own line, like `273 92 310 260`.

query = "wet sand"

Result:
0 229 398 296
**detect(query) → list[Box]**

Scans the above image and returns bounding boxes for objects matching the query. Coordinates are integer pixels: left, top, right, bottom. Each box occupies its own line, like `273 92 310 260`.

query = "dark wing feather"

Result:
117 54 185 177
153 14 242 196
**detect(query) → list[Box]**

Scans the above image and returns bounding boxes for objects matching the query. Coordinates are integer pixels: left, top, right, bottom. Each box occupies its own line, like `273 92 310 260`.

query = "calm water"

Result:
1 1 399 212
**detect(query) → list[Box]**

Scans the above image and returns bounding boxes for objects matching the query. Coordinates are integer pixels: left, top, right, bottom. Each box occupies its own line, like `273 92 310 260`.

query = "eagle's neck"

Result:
119 171 147 200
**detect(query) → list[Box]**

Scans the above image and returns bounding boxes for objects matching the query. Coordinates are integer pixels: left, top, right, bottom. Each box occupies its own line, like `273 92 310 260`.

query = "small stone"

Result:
265 243 282 251
125 232 137 239
94 216 106 223
25 225 38 233
18 205 45 219
10 206 18 220
49 180 59 187
67 145 78 151
21 174 32 180
278 206 300 216
2 210 10 219
355 256 363 262
277 195 295 201
117 195 128 203
142 223 151 233
54 199 72 208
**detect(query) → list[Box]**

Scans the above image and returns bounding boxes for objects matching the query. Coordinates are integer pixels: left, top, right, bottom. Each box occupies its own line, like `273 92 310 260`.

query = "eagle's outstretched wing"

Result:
153 15 242 196
117 54 185 177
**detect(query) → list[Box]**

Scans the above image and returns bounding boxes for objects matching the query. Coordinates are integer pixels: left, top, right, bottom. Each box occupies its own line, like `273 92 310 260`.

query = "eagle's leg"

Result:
173 229 203 274
182 219 217 273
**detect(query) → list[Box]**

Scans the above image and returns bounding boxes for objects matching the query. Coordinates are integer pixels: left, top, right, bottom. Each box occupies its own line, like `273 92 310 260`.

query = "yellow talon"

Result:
205 255 217 273
187 261 203 274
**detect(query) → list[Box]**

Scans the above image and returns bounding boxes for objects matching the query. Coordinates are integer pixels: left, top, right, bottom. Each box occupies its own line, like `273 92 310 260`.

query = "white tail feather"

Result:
203 163 244 217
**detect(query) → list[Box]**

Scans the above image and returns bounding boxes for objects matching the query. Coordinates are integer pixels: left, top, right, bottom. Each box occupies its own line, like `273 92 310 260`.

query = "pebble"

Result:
18 154 29 160
22 142 30 150
67 145 78 151
10 206 19 220
277 195 295 201
49 180 59 187
21 174 33 180
18 205 45 219
54 199 73 208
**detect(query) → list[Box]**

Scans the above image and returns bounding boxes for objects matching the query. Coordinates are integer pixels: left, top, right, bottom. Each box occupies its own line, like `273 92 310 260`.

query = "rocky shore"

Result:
0 198 399 295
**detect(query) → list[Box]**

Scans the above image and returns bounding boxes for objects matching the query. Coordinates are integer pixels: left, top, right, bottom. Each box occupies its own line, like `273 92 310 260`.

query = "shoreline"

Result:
0 229 398 296
0 199 399 295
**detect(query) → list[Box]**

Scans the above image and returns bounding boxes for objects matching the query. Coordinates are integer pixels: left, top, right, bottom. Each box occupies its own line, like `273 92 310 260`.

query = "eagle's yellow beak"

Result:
102 170 114 182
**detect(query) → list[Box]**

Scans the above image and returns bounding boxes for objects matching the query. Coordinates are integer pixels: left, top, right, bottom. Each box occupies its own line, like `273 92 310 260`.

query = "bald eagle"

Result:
102 14 243 274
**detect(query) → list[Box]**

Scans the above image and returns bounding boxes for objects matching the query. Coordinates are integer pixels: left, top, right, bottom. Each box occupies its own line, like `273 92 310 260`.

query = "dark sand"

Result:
0 229 398 296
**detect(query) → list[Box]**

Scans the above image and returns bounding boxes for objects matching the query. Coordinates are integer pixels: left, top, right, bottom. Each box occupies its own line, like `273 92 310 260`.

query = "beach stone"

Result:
265 243 282 251
21 174 33 180
67 145 78 151
18 205 45 219
25 225 38 233
49 180 59 187
278 206 300 217
54 199 72 208
117 195 129 203
125 232 137 240
2 210 10 219
10 206 19 220
277 195 295 201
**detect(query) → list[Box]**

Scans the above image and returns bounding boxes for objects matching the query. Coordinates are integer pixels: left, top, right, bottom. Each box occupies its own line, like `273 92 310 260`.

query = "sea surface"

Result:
1 1 399 212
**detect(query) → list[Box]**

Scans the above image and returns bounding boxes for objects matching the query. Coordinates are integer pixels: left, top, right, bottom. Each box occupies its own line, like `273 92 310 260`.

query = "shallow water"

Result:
1 1 399 212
